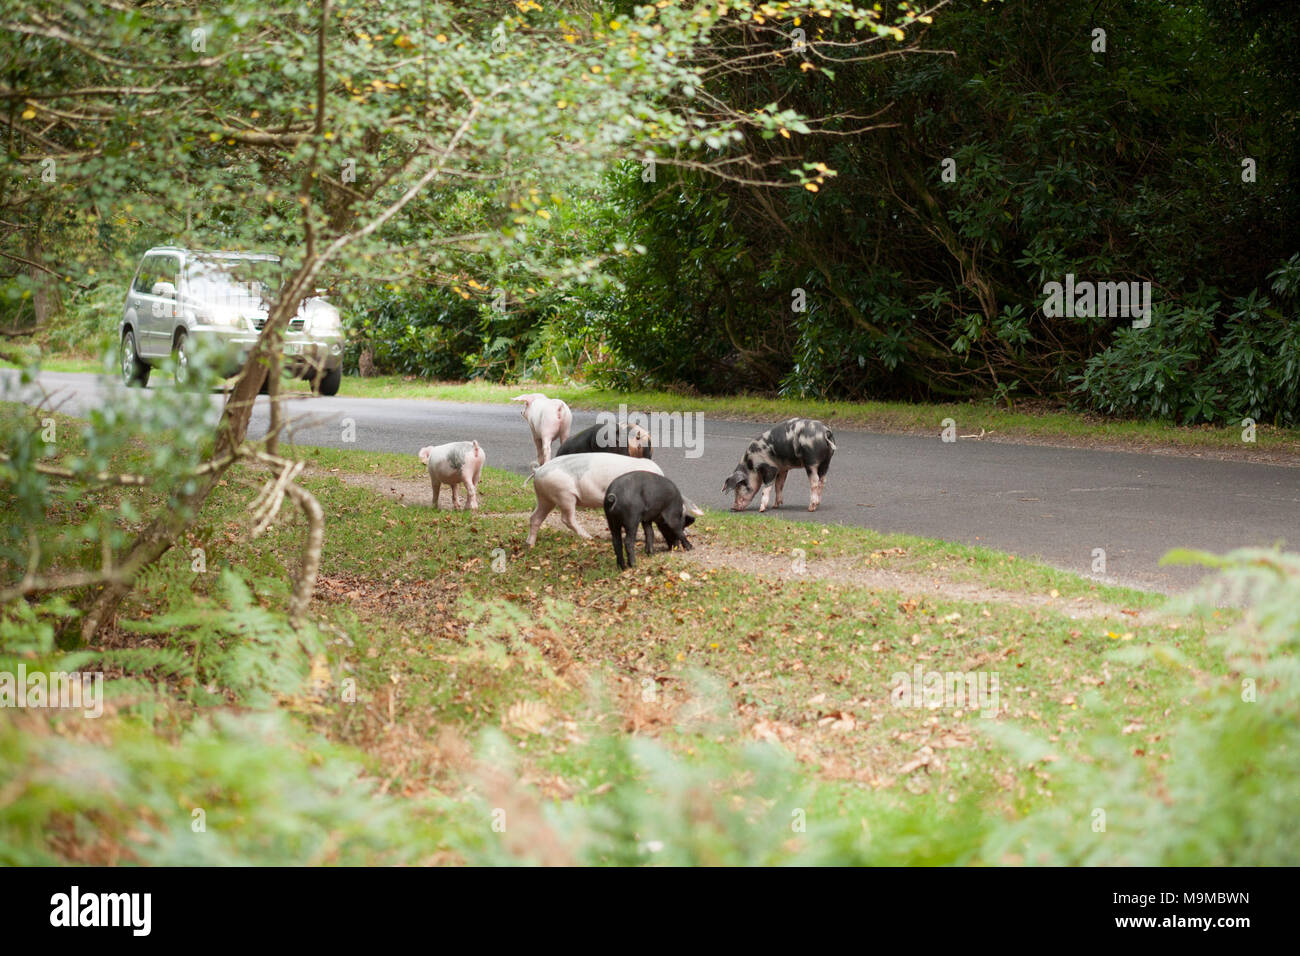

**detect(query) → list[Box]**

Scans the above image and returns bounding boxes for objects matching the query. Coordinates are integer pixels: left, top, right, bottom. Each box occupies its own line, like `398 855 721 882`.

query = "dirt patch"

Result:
318 466 614 536
680 543 1156 622
321 469 439 506
316 570 459 611
319 467 1157 620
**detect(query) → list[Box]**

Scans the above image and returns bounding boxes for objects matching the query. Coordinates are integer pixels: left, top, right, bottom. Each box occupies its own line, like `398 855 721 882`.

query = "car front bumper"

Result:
195 326 344 379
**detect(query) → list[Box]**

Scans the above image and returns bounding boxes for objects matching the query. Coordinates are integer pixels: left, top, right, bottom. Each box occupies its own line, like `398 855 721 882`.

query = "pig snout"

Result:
731 492 756 512
723 467 757 511
729 483 757 511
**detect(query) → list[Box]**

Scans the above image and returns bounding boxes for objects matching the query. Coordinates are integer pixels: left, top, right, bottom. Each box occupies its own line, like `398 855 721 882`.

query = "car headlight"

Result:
196 305 243 328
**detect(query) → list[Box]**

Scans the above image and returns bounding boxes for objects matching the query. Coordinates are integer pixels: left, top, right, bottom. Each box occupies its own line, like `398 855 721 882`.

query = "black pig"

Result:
603 472 701 570
556 421 653 459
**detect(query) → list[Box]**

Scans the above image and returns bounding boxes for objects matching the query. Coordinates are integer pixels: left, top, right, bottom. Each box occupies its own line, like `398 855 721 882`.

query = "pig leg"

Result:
558 498 592 540
430 478 441 510
806 466 821 511
612 517 637 569
532 433 548 468
624 522 637 567
539 422 561 464
468 459 484 509
451 482 464 511
774 469 789 509
813 459 830 511
758 482 775 512
526 502 553 548
642 519 655 556
605 513 627 570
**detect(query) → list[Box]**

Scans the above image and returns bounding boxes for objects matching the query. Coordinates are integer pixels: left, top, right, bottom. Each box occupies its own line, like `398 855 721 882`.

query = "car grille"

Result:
252 317 305 331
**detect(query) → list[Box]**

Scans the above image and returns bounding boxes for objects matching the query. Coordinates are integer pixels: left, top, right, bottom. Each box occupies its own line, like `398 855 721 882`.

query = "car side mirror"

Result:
151 281 176 298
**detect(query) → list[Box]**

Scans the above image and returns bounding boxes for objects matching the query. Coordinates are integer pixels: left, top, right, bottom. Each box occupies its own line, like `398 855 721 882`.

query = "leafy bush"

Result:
1076 256 1300 424
344 286 483 380
984 548 1300 865
586 0 1300 408
0 375 455 865
0 573 449 865
0 367 220 605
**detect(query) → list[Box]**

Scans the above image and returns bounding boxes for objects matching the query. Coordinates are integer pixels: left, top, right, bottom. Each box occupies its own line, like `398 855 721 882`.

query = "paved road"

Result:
7 370 1298 592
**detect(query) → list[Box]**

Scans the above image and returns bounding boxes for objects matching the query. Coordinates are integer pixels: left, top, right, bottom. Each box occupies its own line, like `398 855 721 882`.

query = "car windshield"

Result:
186 256 283 308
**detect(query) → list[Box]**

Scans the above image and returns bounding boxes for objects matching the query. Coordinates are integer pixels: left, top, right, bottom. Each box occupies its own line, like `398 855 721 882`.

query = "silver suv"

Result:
118 246 344 395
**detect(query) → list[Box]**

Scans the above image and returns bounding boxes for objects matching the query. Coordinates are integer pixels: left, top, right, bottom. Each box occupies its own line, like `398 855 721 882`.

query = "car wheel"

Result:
120 329 150 388
316 365 342 397
172 331 192 387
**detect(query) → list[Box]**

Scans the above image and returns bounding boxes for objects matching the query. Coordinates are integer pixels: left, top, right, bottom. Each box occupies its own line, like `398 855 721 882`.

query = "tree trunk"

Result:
78 262 317 643
26 224 62 328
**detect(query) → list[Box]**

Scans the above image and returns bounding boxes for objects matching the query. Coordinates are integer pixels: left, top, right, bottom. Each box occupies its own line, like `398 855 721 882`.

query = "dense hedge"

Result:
577 0 1300 422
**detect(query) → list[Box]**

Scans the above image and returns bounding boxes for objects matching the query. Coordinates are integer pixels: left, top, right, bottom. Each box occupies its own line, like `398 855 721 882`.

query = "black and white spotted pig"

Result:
722 418 836 513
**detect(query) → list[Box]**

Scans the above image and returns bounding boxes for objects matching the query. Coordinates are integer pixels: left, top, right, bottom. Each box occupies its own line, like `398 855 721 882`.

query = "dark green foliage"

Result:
345 286 483 381
1077 258 1300 424
0 573 446 865
582 0 1299 420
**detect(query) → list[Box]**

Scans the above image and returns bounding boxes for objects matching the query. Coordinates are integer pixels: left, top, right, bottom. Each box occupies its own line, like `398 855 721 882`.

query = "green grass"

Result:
27 356 104 374
126 447 1212 786
238 456 1216 850
2 402 1243 864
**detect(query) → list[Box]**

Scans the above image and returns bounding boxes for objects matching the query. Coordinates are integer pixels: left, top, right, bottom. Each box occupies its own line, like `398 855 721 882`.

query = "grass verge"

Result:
4 403 1247 864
